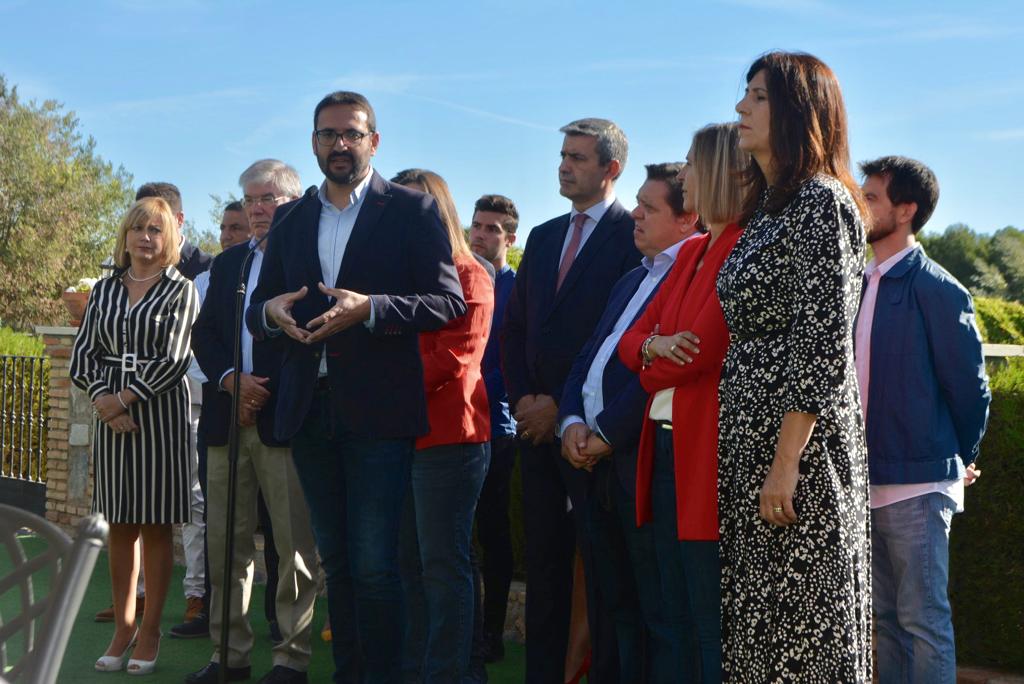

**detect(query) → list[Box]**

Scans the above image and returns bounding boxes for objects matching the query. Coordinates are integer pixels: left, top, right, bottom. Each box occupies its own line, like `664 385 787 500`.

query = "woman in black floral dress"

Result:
716 51 872 682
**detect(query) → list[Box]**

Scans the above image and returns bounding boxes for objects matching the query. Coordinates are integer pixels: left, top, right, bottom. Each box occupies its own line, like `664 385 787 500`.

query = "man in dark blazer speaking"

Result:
502 118 640 683
244 91 465 682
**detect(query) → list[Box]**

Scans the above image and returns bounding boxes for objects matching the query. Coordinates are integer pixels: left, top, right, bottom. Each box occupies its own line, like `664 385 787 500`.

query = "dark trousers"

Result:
520 440 575 684
473 435 517 638
198 430 211 612
585 465 646 683
291 392 413 684
651 427 721 683
560 460 619 684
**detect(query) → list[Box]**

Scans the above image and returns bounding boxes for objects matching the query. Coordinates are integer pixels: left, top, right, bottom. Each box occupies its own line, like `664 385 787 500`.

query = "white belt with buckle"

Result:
101 354 149 372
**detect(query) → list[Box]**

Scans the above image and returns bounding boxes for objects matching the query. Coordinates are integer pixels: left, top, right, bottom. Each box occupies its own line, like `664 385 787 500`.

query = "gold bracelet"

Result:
641 334 658 366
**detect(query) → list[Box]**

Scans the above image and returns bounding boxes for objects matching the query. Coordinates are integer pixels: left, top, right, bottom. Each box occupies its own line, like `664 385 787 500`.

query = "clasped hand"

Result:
561 422 612 471
265 282 370 344
93 393 138 434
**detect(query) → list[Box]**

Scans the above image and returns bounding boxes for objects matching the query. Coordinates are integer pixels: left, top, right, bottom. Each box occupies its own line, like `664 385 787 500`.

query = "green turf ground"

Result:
1 535 524 682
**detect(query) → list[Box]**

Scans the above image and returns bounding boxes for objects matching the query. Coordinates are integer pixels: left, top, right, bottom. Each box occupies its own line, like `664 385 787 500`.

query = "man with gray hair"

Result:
189 159 318 684
502 118 640 682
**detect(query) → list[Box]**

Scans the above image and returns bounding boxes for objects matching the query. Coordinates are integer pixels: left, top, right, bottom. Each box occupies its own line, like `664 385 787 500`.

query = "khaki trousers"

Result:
206 425 317 670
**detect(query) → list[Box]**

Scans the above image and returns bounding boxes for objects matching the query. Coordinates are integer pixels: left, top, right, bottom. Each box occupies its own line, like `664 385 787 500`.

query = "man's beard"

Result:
867 216 897 244
319 151 367 185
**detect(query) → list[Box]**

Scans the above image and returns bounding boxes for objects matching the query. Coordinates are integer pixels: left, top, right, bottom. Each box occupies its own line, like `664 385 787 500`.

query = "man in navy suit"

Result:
502 118 640 683
560 163 700 682
189 160 318 684
245 91 465 682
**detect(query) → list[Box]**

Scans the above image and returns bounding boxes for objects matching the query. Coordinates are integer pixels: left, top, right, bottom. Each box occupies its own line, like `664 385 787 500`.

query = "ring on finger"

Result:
772 506 783 513
670 343 677 352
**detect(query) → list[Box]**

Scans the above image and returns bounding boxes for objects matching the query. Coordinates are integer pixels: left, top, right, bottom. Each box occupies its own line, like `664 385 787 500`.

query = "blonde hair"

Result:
390 168 471 259
113 197 182 269
691 122 749 226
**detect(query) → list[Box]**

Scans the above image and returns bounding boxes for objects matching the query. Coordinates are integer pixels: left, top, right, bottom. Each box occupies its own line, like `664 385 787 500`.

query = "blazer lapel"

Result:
336 171 391 289
551 201 629 311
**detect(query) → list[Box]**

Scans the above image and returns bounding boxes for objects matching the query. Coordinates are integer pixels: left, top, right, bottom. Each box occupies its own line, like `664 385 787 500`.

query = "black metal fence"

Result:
0 355 48 515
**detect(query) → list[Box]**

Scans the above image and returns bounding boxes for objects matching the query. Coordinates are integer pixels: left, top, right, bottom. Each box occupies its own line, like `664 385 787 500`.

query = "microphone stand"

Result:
218 186 317 684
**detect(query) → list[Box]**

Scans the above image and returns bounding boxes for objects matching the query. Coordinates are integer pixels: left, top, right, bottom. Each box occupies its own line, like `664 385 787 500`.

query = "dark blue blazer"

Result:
176 240 212 281
502 200 640 412
559 265 659 498
244 171 466 441
191 242 287 447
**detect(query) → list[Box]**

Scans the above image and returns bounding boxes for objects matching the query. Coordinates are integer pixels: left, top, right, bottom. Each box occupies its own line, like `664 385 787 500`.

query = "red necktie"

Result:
556 213 588 292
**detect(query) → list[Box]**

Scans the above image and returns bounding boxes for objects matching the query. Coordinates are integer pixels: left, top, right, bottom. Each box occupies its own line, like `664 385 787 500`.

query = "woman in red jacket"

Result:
618 123 747 682
391 169 494 682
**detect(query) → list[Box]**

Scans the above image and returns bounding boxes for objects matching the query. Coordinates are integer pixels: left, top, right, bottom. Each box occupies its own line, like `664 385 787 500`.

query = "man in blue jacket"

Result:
855 156 990 684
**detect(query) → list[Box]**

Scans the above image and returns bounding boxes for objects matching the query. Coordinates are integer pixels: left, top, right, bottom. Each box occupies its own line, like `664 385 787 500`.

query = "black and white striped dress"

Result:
70 267 199 524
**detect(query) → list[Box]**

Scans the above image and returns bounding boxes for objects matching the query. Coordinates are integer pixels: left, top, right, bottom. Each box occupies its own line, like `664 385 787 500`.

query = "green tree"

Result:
989 227 1024 302
919 223 989 289
0 75 134 329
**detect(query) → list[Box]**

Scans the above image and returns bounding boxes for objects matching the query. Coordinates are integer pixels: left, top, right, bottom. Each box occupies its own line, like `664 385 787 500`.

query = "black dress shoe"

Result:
170 612 210 639
184 662 252 683
257 666 308 684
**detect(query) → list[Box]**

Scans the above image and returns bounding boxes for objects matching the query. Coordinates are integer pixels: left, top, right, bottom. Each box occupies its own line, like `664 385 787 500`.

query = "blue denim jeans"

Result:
872 492 957 684
291 392 413 684
400 442 490 683
651 426 721 683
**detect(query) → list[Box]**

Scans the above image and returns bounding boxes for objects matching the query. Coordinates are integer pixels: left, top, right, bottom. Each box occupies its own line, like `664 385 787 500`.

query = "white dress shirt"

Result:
559 239 686 441
218 239 266 388
186 270 211 386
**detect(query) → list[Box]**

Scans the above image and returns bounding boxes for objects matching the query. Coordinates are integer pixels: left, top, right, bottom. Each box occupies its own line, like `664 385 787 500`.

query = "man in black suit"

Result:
244 91 465 681
502 118 641 683
189 160 318 684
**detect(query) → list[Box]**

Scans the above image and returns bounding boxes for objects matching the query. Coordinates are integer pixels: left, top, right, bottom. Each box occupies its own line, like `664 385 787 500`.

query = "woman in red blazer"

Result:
391 169 494 681
618 123 747 682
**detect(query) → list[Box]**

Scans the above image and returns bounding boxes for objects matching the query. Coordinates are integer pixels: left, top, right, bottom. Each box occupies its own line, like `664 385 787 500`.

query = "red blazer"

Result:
618 226 742 540
417 253 494 449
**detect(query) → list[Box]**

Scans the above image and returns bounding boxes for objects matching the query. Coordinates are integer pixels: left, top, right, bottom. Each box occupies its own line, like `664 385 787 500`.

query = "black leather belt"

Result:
656 420 672 431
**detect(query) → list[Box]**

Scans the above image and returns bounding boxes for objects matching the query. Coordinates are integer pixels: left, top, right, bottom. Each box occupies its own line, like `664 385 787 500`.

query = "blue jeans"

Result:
291 392 413 684
872 492 957 684
651 427 721 683
400 442 490 683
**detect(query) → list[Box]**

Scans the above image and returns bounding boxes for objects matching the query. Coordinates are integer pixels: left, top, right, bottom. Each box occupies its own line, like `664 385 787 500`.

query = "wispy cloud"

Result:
977 128 1024 142
401 92 556 133
81 87 258 117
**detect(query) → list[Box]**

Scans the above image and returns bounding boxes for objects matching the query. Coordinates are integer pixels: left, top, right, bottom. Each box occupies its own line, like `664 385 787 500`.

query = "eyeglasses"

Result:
314 128 372 147
241 195 287 208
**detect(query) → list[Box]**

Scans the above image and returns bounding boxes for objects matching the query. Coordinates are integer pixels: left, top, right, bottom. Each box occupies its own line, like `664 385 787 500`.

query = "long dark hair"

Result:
739 51 868 231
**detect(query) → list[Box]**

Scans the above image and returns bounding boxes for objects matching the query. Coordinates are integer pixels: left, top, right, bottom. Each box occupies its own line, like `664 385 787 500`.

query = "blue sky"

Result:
2 0 1022 242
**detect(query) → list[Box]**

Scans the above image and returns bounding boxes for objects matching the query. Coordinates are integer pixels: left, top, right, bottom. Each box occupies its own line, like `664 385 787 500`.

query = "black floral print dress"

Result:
716 175 871 682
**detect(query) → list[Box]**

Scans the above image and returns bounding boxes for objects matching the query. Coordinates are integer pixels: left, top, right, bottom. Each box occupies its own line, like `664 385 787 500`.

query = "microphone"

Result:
250 184 319 252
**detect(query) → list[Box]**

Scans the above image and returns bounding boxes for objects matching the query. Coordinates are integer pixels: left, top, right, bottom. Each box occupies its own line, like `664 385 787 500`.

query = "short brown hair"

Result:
113 197 182 269
314 91 376 131
135 182 182 214
690 123 748 225
473 194 519 234
643 163 687 217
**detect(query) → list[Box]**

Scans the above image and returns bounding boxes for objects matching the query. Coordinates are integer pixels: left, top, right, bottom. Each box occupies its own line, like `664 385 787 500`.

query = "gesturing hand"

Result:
266 287 310 342
648 331 701 365
305 283 371 344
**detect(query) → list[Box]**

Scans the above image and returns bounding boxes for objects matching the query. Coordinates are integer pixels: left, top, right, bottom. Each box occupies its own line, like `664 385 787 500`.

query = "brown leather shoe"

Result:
94 596 145 622
183 596 204 623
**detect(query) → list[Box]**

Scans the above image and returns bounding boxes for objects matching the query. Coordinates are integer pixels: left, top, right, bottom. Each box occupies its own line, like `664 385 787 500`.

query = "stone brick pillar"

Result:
35 325 93 533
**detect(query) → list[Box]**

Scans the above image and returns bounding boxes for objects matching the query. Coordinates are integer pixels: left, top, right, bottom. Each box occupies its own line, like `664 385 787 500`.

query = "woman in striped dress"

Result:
71 197 199 675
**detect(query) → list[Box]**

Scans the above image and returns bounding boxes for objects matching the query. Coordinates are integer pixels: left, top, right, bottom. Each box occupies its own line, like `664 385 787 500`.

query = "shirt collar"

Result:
317 167 373 212
569 194 616 227
866 243 919 278
641 238 686 274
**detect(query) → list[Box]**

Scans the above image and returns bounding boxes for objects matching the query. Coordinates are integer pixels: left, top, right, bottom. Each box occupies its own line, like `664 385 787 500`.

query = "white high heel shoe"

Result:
94 629 138 672
126 634 161 676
